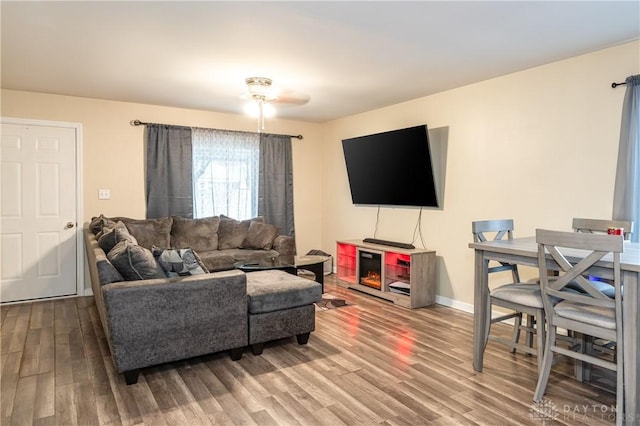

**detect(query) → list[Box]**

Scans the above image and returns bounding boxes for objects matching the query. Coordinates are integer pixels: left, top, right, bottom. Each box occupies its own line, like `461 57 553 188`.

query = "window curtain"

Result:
259 133 295 238
192 128 259 219
612 75 640 242
145 124 193 219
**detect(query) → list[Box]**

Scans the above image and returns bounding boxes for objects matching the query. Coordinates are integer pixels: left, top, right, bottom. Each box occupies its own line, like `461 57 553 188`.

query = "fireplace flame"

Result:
361 270 381 290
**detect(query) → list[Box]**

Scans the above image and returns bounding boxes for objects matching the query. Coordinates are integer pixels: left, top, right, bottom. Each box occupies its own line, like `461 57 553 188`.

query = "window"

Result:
192 128 259 219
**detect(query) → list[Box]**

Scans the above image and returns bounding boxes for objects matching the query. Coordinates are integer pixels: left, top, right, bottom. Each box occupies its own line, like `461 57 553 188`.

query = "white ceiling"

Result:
2 1 639 123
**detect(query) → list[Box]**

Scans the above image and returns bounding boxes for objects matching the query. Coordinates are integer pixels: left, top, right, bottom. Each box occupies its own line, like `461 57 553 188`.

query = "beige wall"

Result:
321 40 640 310
2 40 638 307
0 92 323 259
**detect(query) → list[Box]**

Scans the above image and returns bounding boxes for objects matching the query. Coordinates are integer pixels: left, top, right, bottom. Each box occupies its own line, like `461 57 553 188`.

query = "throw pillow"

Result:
170 216 220 252
117 217 173 249
96 260 125 285
152 246 209 277
240 221 279 250
97 221 138 253
90 214 116 237
107 241 166 281
218 215 264 250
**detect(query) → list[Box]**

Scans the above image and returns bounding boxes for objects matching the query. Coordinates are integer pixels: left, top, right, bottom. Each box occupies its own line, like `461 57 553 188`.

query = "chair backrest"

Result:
472 219 520 282
572 217 634 240
536 229 623 339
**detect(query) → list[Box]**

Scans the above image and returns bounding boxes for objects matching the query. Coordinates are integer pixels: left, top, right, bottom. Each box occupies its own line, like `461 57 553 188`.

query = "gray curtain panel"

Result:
145 124 194 219
258 133 295 240
612 74 640 242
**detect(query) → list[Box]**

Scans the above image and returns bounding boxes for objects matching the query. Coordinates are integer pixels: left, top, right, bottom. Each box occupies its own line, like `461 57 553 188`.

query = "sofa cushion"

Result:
241 221 278 250
152 246 209 277
98 221 138 253
171 216 220 252
107 241 166 281
117 217 173 249
246 270 322 314
218 215 264 250
196 251 236 272
198 248 280 272
223 248 280 263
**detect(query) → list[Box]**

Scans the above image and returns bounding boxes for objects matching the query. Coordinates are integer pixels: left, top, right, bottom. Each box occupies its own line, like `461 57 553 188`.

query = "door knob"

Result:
65 222 75 229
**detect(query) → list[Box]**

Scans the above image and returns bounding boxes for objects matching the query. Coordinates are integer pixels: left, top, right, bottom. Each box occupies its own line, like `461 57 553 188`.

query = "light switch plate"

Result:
98 189 111 200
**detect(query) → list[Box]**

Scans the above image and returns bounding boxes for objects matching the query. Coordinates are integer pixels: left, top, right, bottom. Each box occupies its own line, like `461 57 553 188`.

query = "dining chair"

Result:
571 218 633 380
572 217 634 240
534 229 624 423
569 218 632 300
472 219 545 371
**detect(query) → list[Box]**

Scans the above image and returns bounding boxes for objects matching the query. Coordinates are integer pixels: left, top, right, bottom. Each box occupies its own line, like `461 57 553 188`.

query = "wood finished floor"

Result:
1 275 617 425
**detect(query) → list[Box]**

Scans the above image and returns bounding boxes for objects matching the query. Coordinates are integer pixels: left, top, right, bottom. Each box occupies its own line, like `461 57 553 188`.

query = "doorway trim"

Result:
1 116 85 300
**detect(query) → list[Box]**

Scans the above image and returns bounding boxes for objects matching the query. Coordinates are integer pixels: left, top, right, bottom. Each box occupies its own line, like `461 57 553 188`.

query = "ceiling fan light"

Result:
262 103 276 118
244 100 276 118
244 101 261 118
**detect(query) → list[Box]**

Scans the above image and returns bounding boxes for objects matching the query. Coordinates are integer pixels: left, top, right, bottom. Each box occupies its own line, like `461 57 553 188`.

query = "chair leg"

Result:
510 312 523 354
525 314 535 349
583 338 593 382
535 309 545 373
534 324 556 401
615 335 624 426
572 333 594 383
484 297 492 349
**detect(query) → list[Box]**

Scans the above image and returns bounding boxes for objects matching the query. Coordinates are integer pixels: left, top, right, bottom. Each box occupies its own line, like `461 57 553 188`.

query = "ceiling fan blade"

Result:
273 89 310 106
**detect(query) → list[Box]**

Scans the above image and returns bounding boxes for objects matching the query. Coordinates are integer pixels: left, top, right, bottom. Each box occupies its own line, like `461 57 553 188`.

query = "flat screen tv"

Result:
342 124 439 208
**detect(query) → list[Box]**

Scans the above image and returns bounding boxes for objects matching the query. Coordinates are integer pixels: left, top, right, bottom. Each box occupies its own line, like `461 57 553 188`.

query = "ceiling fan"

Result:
243 77 309 131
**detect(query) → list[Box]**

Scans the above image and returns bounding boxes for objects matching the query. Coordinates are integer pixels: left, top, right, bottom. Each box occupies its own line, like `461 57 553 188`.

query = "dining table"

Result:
469 236 640 425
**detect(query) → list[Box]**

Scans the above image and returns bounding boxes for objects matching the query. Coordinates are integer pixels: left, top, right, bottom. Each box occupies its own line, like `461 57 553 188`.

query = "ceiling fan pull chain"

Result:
259 98 265 132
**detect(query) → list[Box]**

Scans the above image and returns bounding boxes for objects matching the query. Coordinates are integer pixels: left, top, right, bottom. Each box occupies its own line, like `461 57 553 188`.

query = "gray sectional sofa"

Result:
84 214 321 385
89 214 295 274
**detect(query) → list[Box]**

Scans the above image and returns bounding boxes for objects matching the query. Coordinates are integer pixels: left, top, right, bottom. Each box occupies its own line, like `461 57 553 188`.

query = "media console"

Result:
336 239 436 309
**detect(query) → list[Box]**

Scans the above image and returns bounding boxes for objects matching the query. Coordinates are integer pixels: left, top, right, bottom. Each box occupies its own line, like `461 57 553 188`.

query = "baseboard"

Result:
436 295 524 326
434 295 474 314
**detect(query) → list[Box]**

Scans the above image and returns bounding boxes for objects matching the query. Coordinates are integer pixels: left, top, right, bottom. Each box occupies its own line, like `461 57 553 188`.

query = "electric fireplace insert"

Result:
358 250 382 290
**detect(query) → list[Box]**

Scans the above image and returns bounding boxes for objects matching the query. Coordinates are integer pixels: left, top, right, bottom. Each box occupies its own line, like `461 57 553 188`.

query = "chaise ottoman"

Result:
245 269 322 354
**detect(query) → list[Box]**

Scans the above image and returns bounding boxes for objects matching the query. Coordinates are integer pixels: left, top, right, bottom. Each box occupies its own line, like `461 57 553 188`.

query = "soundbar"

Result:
363 238 415 249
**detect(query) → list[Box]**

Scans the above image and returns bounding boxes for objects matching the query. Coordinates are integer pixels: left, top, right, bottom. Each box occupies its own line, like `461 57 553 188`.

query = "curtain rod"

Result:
611 81 626 88
129 119 303 140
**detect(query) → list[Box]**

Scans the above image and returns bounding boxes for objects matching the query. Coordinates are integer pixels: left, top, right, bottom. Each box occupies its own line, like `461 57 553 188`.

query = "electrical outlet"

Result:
98 189 111 200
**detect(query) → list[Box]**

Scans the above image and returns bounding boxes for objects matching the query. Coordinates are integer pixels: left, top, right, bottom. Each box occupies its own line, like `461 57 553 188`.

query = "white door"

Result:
1 122 78 303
